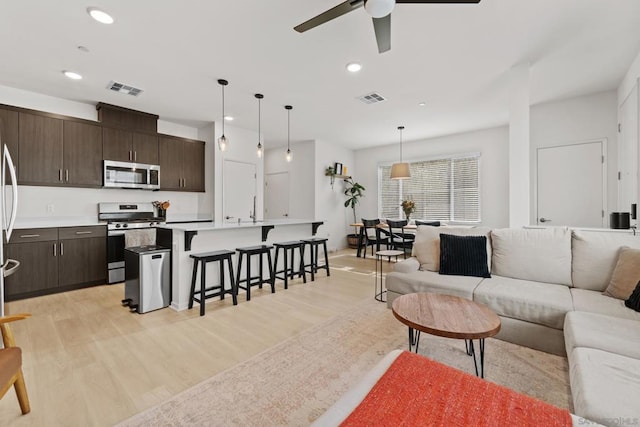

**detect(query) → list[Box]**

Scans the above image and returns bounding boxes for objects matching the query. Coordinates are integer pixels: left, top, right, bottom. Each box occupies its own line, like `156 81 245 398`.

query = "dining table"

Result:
350 222 417 257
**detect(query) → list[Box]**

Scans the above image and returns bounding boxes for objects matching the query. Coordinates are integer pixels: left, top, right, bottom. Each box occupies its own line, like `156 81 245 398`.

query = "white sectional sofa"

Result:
385 226 640 426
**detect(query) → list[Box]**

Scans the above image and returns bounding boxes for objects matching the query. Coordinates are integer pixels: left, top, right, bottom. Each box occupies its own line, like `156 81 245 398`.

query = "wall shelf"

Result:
329 174 352 187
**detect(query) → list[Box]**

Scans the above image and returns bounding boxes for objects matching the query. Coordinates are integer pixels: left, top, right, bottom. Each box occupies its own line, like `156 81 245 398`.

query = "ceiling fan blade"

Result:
372 15 391 53
395 0 480 3
294 1 365 33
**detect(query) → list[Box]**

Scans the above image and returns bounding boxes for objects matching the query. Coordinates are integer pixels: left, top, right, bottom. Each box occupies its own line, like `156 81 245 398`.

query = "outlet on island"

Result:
46 204 54 213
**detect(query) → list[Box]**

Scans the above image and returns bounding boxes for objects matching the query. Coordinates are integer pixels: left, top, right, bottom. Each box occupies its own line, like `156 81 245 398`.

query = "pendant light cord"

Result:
221 84 225 135
287 108 290 150
398 125 404 162
258 97 261 141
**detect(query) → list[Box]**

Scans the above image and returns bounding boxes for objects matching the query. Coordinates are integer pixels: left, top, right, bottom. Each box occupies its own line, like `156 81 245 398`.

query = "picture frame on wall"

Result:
334 162 343 175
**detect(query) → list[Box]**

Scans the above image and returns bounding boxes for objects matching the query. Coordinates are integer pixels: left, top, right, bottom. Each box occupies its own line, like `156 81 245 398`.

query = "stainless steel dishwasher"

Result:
122 245 171 313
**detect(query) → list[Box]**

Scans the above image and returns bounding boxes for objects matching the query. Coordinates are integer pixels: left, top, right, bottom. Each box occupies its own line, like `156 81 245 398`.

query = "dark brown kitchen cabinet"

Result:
63 121 103 186
103 127 158 164
18 112 63 185
159 135 205 192
0 106 19 167
4 228 59 300
5 226 107 301
58 237 106 287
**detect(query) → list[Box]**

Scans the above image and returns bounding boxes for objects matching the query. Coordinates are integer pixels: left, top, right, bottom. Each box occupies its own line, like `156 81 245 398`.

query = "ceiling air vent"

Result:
107 80 143 96
356 92 386 104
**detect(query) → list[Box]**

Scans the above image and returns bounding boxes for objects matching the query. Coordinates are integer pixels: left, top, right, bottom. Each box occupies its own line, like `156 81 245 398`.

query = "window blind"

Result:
378 154 480 222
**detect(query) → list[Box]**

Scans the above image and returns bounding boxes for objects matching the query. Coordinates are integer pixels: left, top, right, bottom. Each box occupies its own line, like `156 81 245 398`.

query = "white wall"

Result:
619 50 640 102
354 126 510 228
0 84 213 223
530 90 619 218
314 139 355 251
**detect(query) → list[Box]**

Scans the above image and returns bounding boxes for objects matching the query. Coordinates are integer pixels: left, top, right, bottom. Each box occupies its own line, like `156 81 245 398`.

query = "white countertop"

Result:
159 219 321 232
14 216 103 229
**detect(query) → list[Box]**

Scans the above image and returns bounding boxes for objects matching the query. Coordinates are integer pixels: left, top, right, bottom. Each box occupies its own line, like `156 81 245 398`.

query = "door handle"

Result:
539 217 551 223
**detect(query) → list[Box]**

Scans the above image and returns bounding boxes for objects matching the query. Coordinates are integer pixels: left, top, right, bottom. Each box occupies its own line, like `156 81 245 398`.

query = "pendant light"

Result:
390 125 411 179
217 79 229 151
285 105 293 162
255 93 264 158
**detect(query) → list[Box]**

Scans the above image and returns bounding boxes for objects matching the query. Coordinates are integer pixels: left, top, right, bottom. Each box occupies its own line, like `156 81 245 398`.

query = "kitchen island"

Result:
157 219 324 311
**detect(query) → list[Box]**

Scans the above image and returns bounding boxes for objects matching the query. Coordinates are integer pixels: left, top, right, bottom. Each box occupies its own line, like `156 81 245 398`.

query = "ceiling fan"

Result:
294 0 481 54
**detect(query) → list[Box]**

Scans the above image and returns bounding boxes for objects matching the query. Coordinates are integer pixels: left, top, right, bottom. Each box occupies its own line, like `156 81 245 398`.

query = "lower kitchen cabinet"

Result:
5 226 107 301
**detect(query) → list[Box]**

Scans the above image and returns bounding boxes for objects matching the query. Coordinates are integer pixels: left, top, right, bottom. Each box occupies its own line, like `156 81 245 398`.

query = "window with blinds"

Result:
378 154 481 222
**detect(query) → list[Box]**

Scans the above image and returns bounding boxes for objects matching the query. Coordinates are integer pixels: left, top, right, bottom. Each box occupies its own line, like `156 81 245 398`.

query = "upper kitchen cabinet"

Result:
159 135 205 192
103 127 159 164
63 121 103 186
19 112 103 187
18 112 64 185
0 106 19 163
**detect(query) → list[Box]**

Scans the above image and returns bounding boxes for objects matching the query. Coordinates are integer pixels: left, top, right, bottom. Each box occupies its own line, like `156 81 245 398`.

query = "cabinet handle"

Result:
65 169 69 182
53 243 57 257
129 150 132 161
134 151 137 162
59 169 63 182
20 234 40 238
60 242 64 256
183 178 186 188
75 231 92 235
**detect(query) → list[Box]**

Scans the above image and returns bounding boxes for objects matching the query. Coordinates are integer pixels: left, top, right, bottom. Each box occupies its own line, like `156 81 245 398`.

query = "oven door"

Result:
107 230 125 284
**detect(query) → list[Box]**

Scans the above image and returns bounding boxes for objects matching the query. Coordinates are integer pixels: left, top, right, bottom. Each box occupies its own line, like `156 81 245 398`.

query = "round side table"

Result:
374 250 405 302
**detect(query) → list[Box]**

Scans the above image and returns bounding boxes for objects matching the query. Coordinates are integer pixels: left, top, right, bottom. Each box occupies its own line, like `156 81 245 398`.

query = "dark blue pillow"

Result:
625 281 640 312
439 234 491 278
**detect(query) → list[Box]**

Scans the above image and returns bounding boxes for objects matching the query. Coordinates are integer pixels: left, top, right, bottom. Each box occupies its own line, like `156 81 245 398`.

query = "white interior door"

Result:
223 160 256 223
264 172 289 220
537 140 606 228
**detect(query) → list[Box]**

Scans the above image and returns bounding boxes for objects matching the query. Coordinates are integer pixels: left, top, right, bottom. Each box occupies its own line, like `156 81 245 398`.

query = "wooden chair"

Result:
360 219 388 258
386 219 415 258
0 313 31 415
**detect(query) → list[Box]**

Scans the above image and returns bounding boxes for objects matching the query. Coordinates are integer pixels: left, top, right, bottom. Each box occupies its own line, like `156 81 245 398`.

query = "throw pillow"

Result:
625 281 640 312
604 247 640 299
412 226 492 272
439 234 491 278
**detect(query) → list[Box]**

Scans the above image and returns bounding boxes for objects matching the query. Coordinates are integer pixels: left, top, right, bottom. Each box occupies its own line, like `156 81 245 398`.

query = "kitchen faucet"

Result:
250 195 257 223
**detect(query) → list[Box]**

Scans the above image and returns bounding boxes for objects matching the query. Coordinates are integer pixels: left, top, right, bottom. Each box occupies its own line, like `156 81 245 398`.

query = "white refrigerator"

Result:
0 143 19 317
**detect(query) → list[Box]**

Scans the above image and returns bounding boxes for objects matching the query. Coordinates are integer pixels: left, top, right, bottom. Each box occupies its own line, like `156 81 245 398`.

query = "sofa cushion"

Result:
626 282 640 312
473 276 573 329
439 234 490 278
385 270 483 301
392 257 420 274
570 288 640 321
568 347 640 425
603 247 640 299
412 226 491 272
490 228 572 286
571 230 640 291
564 311 640 360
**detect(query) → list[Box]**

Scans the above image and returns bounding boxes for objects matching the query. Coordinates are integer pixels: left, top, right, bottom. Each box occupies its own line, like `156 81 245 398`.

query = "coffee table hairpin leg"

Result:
408 327 421 353
466 339 487 379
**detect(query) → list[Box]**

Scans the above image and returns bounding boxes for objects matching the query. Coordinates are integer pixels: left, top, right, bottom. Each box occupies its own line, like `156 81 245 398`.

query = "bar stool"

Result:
235 244 275 301
301 237 330 281
273 241 306 289
189 249 237 316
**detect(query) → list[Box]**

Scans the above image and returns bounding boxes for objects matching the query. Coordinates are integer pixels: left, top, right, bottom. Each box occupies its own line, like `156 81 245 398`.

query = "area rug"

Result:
118 298 571 426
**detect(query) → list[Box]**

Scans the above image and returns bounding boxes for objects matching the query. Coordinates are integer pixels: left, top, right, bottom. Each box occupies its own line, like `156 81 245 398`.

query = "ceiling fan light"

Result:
364 0 395 18
390 162 410 180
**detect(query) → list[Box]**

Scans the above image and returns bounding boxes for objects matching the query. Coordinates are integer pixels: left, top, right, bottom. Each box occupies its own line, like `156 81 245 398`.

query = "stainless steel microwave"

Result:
103 160 160 190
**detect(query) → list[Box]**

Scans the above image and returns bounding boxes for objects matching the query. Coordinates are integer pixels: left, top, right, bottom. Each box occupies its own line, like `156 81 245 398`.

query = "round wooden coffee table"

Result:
392 293 501 378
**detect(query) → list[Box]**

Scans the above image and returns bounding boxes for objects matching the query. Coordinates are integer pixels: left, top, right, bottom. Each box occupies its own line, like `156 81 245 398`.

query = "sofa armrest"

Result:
393 257 420 274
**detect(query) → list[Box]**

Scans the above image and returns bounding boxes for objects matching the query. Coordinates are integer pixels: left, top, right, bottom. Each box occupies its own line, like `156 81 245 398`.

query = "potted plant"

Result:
344 178 365 248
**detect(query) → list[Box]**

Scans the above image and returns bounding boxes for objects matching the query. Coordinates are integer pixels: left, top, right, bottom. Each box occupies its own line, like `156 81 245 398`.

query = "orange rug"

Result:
341 351 572 427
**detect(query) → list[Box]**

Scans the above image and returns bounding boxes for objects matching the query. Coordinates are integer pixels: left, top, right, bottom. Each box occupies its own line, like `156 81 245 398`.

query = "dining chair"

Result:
0 313 31 415
361 219 388 258
386 219 415 258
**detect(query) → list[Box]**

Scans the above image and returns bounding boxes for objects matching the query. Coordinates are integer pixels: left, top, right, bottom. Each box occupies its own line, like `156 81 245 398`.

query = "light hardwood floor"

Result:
0 249 394 426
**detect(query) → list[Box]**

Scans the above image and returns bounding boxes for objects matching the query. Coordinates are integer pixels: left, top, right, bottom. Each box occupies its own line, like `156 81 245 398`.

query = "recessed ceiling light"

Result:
346 62 362 73
418 102 426 107
224 116 234 121
63 70 83 80
87 7 114 24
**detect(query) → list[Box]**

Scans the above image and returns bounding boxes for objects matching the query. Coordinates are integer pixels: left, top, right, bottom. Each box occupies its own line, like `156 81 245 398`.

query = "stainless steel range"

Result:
99 202 166 284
